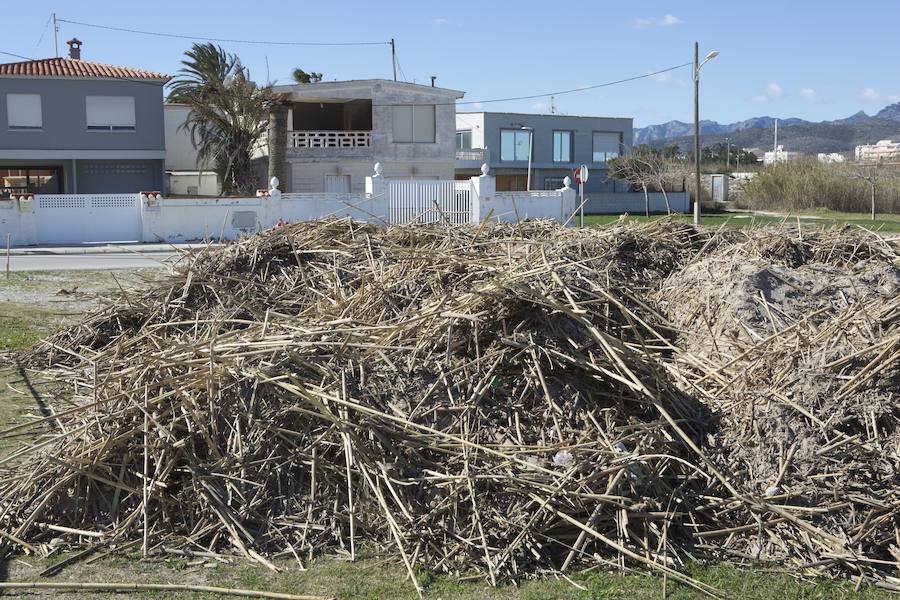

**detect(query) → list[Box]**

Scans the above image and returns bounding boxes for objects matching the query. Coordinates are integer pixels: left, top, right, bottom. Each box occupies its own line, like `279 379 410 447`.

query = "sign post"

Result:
573 165 589 227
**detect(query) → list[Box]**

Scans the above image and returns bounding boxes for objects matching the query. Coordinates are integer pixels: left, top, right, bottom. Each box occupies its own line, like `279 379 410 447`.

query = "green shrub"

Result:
738 160 900 213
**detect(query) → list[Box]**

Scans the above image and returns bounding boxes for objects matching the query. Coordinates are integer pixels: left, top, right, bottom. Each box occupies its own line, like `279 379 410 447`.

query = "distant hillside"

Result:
634 116 809 145
635 102 900 153
650 117 900 155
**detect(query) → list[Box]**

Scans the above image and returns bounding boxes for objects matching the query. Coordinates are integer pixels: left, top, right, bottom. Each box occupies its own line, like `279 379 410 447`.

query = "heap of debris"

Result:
1 219 897 596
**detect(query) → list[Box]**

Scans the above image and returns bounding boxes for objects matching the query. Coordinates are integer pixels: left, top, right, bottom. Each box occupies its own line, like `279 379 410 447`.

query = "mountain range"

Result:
634 102 900 155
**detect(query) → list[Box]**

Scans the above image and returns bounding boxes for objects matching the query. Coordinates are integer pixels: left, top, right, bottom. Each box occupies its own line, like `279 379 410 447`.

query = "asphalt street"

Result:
4 251 182 272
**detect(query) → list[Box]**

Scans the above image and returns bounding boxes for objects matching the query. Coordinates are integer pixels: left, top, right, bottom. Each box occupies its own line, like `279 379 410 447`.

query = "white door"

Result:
324 174 351 193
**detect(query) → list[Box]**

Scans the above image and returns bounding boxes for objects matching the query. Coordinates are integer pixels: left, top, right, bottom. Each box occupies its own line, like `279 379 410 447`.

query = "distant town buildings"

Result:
763 145 802 165
854 139 900 163
817 153 845 164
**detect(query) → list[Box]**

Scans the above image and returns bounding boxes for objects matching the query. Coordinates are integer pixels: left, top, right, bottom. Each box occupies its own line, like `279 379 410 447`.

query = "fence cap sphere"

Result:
269 176 280 190
373 162 384 177
563 176 573 189
480 163 490 176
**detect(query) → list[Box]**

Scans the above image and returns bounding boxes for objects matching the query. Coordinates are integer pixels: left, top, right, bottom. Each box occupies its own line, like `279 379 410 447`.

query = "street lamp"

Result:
520 126 534 191
693 44 719 226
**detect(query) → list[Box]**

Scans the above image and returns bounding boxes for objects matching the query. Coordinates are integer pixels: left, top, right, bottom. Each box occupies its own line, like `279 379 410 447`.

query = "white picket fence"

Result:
386 180 473 225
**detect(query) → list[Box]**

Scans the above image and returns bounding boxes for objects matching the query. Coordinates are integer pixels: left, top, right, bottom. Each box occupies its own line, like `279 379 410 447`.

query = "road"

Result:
5 252 183 272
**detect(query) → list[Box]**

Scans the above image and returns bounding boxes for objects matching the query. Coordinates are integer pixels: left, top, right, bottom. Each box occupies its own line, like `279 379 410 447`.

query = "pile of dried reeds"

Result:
0 219 897 596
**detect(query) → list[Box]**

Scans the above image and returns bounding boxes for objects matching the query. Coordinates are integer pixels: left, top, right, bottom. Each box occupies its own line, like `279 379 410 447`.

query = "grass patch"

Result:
3 554 894 599
583 210 900 232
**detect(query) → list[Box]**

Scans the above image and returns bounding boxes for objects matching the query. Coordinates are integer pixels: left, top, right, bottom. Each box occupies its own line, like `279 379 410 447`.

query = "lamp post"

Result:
693 43 719 226
521 126 534 191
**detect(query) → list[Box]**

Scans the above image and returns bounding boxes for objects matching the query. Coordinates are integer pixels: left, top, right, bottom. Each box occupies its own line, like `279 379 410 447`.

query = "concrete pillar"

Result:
365 162 388 222
469 163 494 224
267 104 289 192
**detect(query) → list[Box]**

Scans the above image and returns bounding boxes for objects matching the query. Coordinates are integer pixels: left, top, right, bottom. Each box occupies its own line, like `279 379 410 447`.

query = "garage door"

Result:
76 160 159 194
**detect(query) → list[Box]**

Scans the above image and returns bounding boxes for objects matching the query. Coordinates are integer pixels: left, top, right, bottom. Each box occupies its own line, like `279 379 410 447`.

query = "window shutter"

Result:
86 96 136 129
392 106 413 142
7 94 42 128
412 105 435 143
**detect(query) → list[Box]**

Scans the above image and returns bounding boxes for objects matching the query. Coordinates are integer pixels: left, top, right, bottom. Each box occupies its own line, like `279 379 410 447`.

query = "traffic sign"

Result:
574 165 589 184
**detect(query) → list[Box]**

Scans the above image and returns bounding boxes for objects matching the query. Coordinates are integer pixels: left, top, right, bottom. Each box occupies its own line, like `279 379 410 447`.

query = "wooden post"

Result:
5 233 10 280
142 384 149 557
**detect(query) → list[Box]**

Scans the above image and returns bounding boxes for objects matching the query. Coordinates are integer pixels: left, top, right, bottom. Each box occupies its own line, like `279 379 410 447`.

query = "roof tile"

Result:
0 58 169 81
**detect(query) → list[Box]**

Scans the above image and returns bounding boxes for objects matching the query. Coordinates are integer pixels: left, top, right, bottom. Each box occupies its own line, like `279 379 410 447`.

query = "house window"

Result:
500 129 531 161
86 96 136 131
392 105 435 143
324 174 351 193
1 166 62 197
456 130 472 150
7 94 42 129
593 132 621 162
553 131 572 162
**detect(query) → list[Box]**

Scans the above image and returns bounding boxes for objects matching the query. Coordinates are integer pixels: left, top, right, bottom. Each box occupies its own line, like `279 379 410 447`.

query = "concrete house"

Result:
268 79 464 193
164 103 220 196
455 112 633 193
0 39 168 197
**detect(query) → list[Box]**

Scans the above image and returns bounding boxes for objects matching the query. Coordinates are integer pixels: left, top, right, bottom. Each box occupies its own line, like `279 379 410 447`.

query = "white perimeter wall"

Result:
584 192 690 214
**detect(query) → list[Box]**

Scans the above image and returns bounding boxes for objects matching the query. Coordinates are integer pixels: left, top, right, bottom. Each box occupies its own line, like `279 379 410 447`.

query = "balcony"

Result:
289 130 372 149
455 148 489 170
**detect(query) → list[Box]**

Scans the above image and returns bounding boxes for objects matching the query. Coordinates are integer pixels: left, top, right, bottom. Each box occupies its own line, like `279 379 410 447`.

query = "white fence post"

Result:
560 176 578 224
365 162 388 221
469 163 494 224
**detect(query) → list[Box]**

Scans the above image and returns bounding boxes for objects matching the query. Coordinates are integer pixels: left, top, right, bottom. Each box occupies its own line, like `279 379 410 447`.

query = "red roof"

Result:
0 58 169 81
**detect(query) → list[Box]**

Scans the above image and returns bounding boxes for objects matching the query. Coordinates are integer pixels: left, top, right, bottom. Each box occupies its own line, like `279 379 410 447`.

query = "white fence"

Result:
0 170 580 246
386 180 472 225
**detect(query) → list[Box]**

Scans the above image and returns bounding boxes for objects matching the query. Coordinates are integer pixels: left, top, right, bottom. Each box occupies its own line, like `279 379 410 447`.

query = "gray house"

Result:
268 79 464 193
455 112 633 193
0 39 169 197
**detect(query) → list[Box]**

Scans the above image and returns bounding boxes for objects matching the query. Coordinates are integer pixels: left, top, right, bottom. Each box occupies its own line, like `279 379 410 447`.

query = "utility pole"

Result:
725 137 730 171
693 42 701 226
53 12 59 57
772 118 778 165
390 38 397 81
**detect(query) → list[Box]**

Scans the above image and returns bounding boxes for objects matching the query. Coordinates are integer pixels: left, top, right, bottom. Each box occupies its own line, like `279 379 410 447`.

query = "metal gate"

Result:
386 180 473 225
34 194 142 244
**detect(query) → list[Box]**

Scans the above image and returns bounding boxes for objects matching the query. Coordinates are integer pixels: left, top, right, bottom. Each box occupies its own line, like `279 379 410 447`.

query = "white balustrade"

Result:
289 130 371 149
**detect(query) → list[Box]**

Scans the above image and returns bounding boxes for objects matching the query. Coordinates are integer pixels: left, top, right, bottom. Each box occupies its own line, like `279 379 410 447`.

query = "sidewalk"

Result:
6 242 220 256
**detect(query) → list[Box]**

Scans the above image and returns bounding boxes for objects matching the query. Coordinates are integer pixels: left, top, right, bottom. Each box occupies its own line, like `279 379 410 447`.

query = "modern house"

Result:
763 145 802 165
0 39 169 198
455 112 633 192
164 103 220 196
267 79 464 193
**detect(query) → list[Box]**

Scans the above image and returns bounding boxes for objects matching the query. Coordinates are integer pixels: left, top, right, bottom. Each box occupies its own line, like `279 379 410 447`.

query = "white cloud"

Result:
532 101 548 112
859 87 900 103
753 82 783 103
799 88 821 102
633 14 682 27
432 17 449 25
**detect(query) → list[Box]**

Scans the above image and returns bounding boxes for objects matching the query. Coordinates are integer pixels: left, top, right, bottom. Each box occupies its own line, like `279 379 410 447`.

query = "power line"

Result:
32 13 53 53
456 62 692 105
0 50 33 61
56 18 390 47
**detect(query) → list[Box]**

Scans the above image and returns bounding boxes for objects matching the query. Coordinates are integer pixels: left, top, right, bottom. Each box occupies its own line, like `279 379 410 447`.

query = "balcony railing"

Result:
456 148 486 161
289 130 371 149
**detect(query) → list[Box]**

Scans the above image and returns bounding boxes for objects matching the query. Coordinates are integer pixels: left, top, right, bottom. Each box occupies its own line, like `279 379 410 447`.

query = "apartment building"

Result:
454 112 633 192
855 139 900 163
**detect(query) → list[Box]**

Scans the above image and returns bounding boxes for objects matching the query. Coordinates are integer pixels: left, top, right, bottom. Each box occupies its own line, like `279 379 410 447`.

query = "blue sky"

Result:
3 0 899 127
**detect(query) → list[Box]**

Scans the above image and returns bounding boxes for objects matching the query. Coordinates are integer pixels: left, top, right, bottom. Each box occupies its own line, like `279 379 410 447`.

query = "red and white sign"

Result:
573 165 589 184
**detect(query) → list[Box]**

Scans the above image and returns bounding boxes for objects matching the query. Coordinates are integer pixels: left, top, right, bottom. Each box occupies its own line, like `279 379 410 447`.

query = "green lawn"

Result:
3 552 895 599
583 210 900 232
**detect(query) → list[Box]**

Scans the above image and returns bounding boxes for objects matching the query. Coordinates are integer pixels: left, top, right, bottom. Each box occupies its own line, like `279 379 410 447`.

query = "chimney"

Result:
430 76 436 87
67 38 82 60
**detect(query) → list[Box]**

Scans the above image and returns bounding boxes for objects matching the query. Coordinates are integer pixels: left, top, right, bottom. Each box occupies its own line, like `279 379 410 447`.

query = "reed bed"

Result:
0 218 897 596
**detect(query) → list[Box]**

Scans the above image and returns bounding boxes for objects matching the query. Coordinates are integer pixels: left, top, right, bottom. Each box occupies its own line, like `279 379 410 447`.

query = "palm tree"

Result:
168 43 282 195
